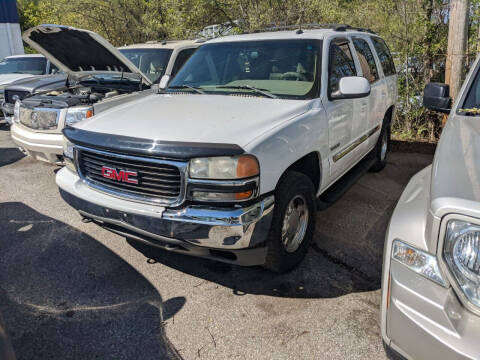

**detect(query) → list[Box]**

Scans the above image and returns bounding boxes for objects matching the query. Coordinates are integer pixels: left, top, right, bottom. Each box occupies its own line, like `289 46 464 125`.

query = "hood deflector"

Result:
64 127 245 160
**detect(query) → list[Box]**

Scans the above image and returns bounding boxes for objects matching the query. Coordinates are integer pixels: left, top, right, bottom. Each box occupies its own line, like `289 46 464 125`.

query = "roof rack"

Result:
252 23 376 35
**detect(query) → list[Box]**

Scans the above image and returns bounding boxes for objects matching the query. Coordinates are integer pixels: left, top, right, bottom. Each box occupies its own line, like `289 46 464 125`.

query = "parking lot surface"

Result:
0 124 433 360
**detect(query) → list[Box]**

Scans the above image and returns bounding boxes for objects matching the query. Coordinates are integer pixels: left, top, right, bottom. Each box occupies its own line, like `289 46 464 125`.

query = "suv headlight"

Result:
65 106 93 126
189 155 259 179
444 220 480 308
188 155 259 202
63 137 76 172
13 100 20 123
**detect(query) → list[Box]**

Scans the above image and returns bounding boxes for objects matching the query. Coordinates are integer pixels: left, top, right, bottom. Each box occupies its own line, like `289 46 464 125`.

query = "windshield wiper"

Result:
215 85 278 99
168 85 206 94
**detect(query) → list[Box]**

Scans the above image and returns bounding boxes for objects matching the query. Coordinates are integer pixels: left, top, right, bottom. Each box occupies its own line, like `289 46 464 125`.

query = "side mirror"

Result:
423 82 451 114
331 76 371 99
159 75 171 90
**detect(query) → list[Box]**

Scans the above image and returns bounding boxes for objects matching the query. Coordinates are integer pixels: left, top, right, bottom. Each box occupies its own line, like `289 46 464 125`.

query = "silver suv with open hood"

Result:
10 25 199 164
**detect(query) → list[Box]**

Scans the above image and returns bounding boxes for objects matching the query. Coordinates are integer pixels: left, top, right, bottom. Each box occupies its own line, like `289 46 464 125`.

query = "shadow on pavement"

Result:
129 237 378 299
0 202 184 360
0 148 25 167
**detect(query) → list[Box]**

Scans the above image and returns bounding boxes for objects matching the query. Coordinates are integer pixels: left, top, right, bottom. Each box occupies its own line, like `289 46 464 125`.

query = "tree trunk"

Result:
445 0 470 101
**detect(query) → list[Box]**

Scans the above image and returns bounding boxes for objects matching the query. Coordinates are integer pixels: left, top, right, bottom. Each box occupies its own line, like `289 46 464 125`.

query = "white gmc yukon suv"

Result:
56 25 397 272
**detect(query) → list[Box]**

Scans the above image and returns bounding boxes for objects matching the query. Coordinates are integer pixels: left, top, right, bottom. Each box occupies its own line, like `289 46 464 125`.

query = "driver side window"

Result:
328 40 357 96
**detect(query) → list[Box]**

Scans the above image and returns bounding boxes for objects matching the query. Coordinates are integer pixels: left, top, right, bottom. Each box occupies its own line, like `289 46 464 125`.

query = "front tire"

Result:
263 171 316 273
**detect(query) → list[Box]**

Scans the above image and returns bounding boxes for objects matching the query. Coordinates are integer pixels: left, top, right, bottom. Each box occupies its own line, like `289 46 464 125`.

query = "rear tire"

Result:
370 116 391 172
263 171 316 273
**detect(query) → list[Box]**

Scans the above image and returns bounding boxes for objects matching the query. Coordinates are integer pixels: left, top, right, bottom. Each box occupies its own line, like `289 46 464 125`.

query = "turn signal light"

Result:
237 156 259 178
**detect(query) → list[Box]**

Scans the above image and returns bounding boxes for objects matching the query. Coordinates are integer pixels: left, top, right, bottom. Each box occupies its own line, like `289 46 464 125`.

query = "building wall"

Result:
0 0 24 59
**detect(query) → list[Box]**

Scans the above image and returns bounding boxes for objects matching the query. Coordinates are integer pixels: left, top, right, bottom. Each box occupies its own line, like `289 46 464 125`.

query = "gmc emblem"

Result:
101 166 138 184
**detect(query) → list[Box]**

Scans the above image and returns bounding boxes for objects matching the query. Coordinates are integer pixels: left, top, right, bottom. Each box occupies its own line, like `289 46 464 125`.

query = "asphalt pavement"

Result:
0 124 433 360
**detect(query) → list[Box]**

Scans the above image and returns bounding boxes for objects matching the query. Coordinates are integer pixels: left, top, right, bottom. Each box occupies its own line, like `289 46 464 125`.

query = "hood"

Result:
4 73 67 93
0 73 35 86
431 115 480 217
23 25 152 85
74 94 311 148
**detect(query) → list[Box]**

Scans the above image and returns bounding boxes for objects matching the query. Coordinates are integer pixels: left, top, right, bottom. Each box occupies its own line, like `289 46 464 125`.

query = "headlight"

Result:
13 100 20 123
444 220 480 308
189 155 259 179
392 240 446 286
63 137 76 172
188 155 259 202
65 106 93 126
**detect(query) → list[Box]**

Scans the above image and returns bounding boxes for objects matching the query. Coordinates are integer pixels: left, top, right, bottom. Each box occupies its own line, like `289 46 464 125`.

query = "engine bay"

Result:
22 77 147 109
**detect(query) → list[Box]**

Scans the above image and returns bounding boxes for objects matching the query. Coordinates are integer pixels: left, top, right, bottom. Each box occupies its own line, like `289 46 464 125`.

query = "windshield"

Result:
119 48 173 83
0 57 47 75
460 65 480 115
168 40 321 99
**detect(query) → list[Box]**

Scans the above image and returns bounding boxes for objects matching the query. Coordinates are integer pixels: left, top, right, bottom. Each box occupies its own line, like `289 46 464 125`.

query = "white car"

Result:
10 25 200 164
0 54 57 119
56 25 397 272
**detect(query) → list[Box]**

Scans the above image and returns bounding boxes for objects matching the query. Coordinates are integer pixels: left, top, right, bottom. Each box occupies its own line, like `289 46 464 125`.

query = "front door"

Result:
324 37 359 180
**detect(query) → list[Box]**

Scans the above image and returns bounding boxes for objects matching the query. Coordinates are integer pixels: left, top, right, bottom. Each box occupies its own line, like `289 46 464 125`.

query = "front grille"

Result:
77 148 185 205
5 90 29 104
19 106 58 130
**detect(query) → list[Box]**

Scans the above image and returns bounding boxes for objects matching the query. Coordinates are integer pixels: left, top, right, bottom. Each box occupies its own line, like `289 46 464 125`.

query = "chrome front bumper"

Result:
10 123 63 163
56 167 274 265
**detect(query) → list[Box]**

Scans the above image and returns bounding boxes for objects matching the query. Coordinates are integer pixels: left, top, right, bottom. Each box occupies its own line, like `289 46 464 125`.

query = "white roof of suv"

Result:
118 39 202 51
207 28 379 43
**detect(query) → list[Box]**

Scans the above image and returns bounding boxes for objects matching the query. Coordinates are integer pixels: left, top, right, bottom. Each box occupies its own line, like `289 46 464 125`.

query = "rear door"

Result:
369 37 397 149
324 37 358 180
352 37 382 152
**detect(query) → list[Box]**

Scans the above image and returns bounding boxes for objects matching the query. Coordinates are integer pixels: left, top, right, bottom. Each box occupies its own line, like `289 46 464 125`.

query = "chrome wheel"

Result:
281 195 309 253
380 130 388 161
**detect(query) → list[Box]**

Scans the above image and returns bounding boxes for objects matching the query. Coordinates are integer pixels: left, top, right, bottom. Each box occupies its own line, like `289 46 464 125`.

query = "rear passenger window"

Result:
371 37 396 76
171 48 197 77
353 38 379 83
329 40 357 95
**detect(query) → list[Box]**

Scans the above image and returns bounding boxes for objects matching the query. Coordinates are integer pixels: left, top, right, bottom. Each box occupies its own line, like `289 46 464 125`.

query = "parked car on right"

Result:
381 59 480 359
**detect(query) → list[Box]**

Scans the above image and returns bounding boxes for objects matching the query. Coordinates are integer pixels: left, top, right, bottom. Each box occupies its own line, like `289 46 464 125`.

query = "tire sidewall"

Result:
378 123 390 164
371 115 391 172
264 172 316 272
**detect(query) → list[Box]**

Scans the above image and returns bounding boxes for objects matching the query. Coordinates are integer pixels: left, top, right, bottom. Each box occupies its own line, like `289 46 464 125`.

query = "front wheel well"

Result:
278 152 321 193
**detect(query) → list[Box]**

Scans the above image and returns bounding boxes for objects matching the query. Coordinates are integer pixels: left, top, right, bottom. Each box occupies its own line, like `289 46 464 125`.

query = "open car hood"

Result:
23 25 152 85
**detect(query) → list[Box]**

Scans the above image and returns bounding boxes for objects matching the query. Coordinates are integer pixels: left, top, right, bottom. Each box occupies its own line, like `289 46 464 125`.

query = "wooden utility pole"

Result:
445 0 470 101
